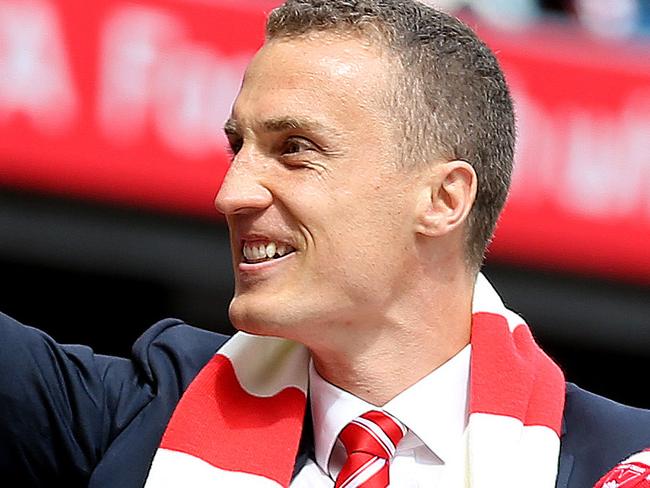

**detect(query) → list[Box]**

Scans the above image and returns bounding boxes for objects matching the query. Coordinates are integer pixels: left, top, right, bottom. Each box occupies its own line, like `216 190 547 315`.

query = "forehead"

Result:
230 33 395 131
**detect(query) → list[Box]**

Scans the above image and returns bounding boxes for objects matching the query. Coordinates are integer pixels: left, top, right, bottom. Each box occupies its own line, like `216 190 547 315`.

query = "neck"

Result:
310 271 475 406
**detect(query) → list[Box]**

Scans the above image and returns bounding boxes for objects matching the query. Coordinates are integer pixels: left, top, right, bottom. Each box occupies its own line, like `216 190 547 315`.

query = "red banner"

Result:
1 1 649 283
0 0 276 215
483 26 650 284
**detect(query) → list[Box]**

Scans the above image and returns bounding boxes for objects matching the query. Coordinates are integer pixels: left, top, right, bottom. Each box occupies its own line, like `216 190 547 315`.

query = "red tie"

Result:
334 410 407 488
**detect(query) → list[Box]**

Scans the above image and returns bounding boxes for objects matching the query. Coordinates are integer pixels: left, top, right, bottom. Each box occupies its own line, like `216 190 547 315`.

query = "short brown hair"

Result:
267 0 515 269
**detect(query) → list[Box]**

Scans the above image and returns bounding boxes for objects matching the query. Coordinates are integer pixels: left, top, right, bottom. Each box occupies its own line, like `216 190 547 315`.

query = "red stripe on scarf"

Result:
469 312 565 435
160 354 306 487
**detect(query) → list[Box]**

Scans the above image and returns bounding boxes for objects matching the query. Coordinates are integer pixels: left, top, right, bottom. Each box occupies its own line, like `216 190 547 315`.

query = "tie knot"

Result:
338 410 406 460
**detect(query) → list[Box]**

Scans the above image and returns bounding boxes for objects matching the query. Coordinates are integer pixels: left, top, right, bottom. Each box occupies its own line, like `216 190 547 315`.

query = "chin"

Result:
228 290 343 346
228 295 290 338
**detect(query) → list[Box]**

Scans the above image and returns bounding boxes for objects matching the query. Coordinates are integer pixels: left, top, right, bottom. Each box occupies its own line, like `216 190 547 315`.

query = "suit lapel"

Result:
292 399 314 480
555 414 575 488
556 452 575 488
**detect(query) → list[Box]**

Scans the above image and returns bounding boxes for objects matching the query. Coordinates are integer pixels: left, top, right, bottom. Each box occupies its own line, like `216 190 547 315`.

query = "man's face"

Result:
215 34 421 345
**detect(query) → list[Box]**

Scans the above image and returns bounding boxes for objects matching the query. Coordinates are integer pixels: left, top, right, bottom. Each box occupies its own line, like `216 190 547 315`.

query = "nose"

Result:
214 157 273 216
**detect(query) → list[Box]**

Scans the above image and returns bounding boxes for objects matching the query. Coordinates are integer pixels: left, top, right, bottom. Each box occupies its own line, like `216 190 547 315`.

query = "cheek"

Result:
315 209 408 287
288 171 412 261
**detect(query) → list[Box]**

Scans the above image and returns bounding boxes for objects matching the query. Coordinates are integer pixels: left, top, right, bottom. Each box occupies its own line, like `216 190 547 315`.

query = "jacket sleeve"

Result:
0 312 190 486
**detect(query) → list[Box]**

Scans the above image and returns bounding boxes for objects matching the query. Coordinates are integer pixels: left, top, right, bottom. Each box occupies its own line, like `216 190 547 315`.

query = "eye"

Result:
282 137 315 156
225 137 243 159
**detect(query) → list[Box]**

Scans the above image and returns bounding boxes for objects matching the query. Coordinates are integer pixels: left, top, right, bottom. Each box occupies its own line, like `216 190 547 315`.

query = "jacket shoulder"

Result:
564 382 650 437
130 318 231 391
562 382 650 486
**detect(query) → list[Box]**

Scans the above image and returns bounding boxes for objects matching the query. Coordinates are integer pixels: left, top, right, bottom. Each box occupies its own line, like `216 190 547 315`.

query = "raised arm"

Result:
0 312 226 487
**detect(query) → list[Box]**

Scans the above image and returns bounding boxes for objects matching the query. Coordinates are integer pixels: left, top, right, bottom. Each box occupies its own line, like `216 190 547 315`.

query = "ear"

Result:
414 160 477 238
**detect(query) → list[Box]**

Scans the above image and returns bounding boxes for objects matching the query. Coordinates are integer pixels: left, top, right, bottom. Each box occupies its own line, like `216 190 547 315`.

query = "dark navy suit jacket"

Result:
1 312 650 487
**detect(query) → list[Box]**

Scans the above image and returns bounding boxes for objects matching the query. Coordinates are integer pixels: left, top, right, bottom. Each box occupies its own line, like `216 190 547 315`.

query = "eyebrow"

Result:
263 116 329 133
223 116 339 138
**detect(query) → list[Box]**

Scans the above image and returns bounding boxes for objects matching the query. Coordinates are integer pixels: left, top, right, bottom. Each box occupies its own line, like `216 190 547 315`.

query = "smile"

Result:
241 240 296 264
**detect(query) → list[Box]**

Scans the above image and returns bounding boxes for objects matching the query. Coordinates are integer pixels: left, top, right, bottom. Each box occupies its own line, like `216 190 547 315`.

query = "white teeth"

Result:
266 242 276 258
242 241 294 262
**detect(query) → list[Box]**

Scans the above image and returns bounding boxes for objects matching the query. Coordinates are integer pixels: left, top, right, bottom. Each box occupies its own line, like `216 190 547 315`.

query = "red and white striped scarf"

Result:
144 274 566 487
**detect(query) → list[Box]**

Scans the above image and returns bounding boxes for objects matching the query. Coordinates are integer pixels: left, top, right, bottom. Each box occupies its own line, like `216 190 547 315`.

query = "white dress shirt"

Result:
291 345 471 487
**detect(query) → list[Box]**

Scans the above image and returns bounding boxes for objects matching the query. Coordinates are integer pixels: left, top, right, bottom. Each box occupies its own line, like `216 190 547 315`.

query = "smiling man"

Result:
2 1 650 488
217 28 478 401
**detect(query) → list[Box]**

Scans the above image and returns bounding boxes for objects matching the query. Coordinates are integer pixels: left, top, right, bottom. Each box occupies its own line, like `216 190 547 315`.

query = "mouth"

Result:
241 239 296 265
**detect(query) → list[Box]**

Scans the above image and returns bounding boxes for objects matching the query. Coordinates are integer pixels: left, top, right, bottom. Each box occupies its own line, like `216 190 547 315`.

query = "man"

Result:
1 1 650 487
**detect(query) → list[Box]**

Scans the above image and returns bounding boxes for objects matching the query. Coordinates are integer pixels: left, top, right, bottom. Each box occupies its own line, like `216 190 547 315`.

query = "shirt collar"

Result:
309 344 471 474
